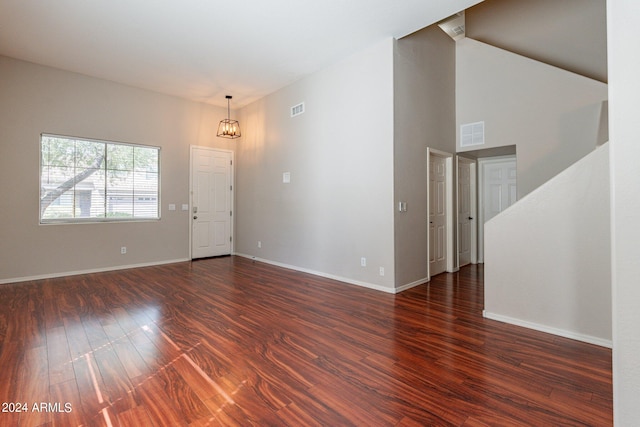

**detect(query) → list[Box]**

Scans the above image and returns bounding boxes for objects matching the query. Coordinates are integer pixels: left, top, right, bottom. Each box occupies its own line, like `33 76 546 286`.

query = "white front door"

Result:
478 156 517 262
429 154 447 276
191 147 233 259
457 157 476 267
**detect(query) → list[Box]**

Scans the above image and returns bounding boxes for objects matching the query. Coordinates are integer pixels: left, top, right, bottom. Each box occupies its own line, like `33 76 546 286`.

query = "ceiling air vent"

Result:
290 102 305 117
460 121 485 147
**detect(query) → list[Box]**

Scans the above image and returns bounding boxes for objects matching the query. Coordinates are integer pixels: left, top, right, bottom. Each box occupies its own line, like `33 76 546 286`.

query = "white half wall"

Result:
484 143 611 346
608 0 640 423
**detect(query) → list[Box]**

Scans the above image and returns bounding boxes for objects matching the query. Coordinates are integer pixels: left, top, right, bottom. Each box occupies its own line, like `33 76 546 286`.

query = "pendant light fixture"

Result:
217 95 241 139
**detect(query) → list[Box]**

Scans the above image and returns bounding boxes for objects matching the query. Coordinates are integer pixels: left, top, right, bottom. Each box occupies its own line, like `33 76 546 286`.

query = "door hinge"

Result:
230 159 233 166
230 236 232 242
230 185 233 191
230 210 232 216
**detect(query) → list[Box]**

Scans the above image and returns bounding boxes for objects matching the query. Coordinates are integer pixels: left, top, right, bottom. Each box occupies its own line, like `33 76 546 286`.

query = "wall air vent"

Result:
460 121 485 147
437 11 466 41
451 25 465 36
290 102 305 117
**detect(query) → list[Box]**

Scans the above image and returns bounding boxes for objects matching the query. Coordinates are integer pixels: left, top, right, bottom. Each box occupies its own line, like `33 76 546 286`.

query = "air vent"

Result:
460 121 485 147
437 11 465 41
451 25 465 36
290 102 305 117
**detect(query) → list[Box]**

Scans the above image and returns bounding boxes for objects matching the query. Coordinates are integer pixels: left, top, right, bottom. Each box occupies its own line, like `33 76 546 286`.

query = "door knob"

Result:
468 216 473 220
193 215 198 220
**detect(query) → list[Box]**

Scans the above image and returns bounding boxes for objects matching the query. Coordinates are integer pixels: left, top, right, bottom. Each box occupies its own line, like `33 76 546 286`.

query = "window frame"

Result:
39 133 161 225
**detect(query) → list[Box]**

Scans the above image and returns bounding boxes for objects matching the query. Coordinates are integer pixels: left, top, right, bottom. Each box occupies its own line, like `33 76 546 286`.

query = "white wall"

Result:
0 56 232 282
484 144 611 346
393 25 457 289
456 38 608 197
235 39 396 291
608 0 640 423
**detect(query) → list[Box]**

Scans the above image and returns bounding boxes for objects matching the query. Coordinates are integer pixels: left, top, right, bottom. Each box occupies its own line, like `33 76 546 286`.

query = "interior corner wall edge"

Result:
393 25 457 287
235 38 396 290
0 55 232 282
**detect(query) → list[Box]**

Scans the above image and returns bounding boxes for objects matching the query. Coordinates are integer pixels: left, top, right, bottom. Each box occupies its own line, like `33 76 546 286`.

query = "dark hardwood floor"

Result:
0 256 612 426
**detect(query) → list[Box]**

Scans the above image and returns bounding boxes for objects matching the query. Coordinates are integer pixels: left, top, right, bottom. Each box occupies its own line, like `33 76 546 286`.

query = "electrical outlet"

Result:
258 241 262 248
379 267 385 276
360 257 366 267
121 246 127 254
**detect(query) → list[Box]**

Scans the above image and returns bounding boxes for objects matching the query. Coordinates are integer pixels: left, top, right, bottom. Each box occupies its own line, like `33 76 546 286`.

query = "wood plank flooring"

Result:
0 256 612 426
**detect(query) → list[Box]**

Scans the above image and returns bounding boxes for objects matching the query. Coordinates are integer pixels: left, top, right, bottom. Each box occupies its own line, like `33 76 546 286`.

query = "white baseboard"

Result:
0 258 190 285
234 253 399 294
483 310 612 348
395 277 430 293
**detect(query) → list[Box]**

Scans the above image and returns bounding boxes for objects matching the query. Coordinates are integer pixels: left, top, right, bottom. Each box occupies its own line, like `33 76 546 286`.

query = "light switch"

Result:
181 204 189 211
283 172 291 183
168 204 176 211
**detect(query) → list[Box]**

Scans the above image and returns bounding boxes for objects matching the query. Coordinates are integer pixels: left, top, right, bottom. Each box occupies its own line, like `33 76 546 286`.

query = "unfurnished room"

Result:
1 0 639 425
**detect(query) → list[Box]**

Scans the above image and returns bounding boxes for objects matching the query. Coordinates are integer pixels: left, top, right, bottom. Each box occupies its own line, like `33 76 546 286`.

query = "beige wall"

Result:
235 39 396 290
0 56 233 282
393 25 457 288
456 38 608 197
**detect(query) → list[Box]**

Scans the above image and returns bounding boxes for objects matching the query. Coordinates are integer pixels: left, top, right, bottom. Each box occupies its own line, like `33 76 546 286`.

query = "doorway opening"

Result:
427 148 455 278
457 155 477 267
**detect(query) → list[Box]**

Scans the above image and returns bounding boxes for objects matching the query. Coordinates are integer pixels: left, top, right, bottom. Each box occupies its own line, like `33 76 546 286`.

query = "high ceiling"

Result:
466 0 607 83
0 0 482 108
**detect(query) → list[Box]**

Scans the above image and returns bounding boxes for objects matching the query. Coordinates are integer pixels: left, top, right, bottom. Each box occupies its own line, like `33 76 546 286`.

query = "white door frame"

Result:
427 148 456 279
189 145 234 259
456 155 477 267
477 155 516 263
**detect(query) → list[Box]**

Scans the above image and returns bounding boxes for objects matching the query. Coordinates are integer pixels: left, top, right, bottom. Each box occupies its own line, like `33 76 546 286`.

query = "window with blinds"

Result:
40 134 160 223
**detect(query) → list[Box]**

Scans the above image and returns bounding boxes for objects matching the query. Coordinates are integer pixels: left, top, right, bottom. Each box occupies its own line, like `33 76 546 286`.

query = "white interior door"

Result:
457 156 476 267
429 153 448 276
191 147 233 259
478 156 517 262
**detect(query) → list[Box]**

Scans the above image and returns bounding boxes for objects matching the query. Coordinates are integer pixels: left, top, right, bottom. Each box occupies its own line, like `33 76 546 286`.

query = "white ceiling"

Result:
0 0 481 108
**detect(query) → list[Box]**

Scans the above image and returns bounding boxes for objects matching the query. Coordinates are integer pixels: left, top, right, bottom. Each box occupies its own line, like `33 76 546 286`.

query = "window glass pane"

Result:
133 170 158 217
134 146 158 172
107 144 134 171
75 140 105 169
42 189 75 220
41 136 75 167
107 170 134 217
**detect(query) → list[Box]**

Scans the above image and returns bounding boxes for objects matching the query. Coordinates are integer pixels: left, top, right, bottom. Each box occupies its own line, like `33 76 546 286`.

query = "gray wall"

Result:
0 56 232 282
393 25 457 288
456 38 608 197
235 39 396 290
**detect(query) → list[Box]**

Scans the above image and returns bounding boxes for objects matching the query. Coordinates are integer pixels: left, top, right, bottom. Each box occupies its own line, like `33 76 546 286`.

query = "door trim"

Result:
457 155 477 267
189 145 234 260
427 148 456 279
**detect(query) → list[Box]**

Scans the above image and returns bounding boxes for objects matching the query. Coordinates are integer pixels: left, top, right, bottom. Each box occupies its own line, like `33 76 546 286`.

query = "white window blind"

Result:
40 134 160 223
